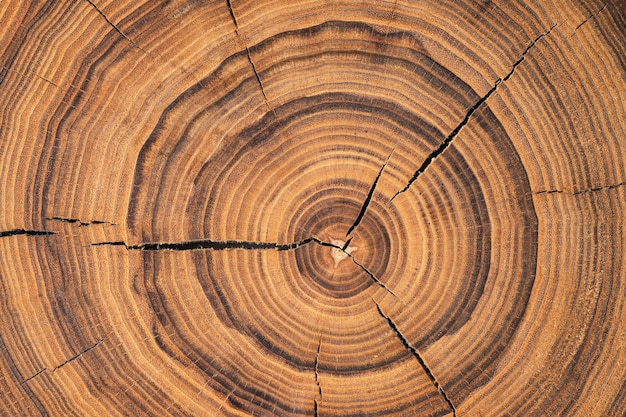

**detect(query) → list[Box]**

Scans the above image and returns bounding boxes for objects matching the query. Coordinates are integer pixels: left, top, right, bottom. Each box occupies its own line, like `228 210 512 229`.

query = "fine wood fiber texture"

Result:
0 1 624 416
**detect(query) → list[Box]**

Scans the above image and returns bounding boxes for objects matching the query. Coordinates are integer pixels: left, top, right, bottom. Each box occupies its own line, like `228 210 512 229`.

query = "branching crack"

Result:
314 338 322 416
374 302 456 416
91 237 321 251
84 0 144 51
53 339 103 371
46 216 115 227
346 146 396 237
573 3 607 33
0 229 56 238
22 368 47 384
390 24 557 202
224 0 273 112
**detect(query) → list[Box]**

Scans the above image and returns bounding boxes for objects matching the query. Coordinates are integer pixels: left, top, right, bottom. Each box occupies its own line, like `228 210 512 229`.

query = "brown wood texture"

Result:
1 1 625 416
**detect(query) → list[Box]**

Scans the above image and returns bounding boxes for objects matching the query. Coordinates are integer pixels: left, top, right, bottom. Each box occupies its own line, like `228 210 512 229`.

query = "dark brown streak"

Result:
390 24 557 202
374 302 457 416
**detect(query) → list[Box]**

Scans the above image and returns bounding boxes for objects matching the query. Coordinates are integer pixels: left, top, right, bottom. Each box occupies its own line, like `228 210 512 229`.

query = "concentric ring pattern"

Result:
0 1 624 416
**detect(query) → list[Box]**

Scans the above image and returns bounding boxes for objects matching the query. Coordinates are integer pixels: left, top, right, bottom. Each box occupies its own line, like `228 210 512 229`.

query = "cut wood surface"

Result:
1 1 625 416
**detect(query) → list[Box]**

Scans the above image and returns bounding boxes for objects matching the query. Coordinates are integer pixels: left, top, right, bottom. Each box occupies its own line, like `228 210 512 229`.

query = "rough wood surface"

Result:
1 1 625 416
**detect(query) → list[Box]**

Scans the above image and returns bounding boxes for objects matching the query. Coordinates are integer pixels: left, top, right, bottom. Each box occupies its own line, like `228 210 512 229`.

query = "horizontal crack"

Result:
53 339 103 371
0 229 56 238
374 302 456 416
534 181 626 196
391 23 557 202
573 181 626 195
46 216 114 227
91 237 322 251
346 146 396 237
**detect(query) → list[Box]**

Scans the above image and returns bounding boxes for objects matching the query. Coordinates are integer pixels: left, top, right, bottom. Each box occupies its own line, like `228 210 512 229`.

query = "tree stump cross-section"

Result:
0 1 624 416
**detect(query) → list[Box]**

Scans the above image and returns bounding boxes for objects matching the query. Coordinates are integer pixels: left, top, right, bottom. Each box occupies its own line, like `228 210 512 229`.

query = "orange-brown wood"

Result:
0 1 624 416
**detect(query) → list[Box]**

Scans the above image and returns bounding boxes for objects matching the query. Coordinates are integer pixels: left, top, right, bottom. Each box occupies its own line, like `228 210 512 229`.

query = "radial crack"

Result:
53 339 103 371
390 24 557 202
91 237 320 251
225 0 239 33
245 46 271 107
22 368 47 384
84 0 144 51
350 254 396 297
573 4 607 33
224 0 273 112
346 146 396 237
314 338 322 416
374 302 457 416
0 229 56 238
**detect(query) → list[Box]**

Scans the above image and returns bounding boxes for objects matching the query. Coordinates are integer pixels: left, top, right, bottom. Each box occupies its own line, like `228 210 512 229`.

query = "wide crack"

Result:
346 146 396 237
374 302 456 416
0 229 56 238
391 23 558 202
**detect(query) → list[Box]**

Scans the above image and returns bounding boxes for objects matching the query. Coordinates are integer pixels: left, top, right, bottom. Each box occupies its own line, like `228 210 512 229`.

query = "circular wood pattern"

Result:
0 1 624 416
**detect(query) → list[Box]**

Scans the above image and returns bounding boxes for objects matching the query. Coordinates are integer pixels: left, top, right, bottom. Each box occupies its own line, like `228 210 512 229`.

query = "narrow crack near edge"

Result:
53 339 103 371
314 338 322 417
84 0 144 51
0 229 56 238
346 146 396 237
373 302 457 416
390 24 557 202
534 181 626 196
573 181 626 195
